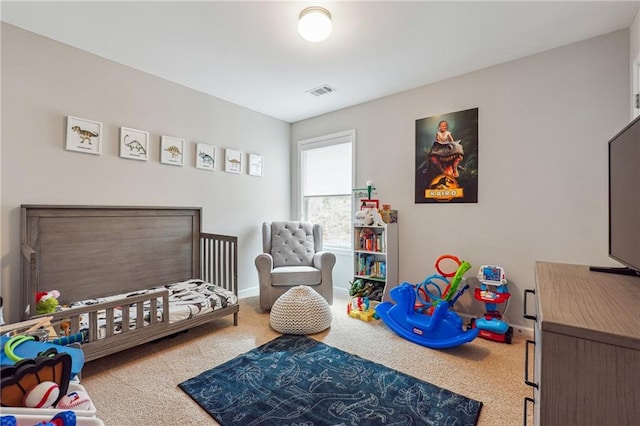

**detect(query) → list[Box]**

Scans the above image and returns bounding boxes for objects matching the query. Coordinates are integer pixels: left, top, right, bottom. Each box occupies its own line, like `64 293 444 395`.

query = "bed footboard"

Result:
41 289 170 362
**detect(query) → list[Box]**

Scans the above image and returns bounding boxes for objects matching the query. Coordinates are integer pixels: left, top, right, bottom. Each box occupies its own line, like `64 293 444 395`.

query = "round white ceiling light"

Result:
298 7 332 43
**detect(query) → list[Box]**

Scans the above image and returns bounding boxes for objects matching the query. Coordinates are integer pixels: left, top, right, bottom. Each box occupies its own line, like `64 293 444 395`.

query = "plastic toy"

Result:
0 411 77 426
1 335 84 377
50 332 87 347
347 297 378 322
413 255 471 314
376 257 478 349
349 278 382 300
469 265 513 344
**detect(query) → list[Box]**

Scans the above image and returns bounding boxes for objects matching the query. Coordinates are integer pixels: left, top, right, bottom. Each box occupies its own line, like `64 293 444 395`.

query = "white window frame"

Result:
296 129 356 251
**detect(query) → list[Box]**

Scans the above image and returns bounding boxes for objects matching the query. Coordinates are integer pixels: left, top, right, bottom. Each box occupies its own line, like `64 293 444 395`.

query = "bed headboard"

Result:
21 205 202 319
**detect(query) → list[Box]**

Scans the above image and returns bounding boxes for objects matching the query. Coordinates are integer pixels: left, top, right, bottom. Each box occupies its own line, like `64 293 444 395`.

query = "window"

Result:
298 130 354 249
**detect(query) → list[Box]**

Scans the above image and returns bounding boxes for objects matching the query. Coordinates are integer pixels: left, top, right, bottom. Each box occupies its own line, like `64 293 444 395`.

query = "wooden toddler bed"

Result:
20 205 239 362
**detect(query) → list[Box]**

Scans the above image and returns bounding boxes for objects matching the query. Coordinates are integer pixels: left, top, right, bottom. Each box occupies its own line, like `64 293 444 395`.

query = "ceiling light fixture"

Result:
298 6 332 43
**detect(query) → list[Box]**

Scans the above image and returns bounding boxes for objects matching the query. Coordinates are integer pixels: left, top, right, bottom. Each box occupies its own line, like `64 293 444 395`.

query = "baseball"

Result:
23 381 60 408
55 390 92 411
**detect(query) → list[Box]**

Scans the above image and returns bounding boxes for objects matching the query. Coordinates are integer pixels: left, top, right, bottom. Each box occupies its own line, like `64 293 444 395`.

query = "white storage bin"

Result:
0 383 97 417
0 414 104 426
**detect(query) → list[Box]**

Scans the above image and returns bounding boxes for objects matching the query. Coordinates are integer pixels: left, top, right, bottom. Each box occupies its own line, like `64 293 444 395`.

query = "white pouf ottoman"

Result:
269 286 332 335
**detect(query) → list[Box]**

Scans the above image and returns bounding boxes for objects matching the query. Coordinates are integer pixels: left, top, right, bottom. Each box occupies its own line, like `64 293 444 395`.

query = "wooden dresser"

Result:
523 262 640 425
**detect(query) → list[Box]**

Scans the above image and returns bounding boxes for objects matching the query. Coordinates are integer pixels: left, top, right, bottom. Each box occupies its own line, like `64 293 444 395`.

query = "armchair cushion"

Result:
271 266 322 286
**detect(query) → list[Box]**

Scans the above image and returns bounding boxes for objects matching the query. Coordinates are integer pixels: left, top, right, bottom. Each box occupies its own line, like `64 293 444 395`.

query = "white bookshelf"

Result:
353 222 398 302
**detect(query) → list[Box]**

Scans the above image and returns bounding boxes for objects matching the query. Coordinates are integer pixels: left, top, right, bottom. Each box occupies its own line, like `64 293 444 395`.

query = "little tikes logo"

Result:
425 174 464 202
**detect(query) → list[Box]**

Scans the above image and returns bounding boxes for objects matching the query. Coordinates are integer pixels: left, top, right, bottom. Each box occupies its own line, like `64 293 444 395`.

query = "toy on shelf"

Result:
349 278 384 301
376 255 478 349
469 265 513 344
354 208 385 227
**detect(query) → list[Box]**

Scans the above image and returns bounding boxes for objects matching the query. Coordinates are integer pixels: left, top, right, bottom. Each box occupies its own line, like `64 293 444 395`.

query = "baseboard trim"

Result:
240 286 534 337
239 285 351 300
239 286 259 299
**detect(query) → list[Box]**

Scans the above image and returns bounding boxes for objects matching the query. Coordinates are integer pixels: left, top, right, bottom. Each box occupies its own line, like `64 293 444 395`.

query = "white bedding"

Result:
64 279 237 336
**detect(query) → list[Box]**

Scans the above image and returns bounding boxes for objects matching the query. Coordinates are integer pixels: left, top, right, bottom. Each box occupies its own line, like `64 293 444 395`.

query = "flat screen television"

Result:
591 115 640 276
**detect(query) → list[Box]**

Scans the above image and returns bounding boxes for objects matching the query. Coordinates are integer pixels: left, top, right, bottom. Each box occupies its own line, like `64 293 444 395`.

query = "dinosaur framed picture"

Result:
415 107 478 203
65 116 102 155
248 153 263 176
196 143 216 171
160 136 185 166
119 127 149 161
224 148 242 174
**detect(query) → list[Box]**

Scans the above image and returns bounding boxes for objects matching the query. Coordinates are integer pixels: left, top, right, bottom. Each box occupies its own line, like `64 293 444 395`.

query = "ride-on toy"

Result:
376 257 479 349
469 265 513 344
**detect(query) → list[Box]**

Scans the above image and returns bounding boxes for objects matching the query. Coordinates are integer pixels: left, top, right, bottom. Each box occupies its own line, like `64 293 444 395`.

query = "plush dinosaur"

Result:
354 208 386 226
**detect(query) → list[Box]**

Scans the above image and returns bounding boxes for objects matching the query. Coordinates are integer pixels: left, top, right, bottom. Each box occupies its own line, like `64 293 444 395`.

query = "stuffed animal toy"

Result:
355 208 386 226
36 290 60 315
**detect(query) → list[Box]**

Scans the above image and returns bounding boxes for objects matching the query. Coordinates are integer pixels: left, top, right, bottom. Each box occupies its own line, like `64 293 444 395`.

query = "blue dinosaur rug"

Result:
179 334 482 425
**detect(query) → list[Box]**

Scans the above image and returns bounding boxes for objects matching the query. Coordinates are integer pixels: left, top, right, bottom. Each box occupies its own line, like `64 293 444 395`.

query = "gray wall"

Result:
1 24 291 322
292 30 630 328
631 9 640 117
632 9 640 68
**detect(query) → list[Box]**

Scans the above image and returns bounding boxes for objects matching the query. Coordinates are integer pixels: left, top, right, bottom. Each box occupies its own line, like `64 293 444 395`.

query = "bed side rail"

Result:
35 288 170 342
21 244 38 320
200 233 238 296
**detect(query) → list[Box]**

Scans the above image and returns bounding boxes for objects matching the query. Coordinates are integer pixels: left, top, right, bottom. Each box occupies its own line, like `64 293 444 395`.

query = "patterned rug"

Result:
179 334 482 425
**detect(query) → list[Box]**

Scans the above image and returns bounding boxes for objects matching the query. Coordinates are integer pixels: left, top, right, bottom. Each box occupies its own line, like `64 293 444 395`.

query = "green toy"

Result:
35 290 60 315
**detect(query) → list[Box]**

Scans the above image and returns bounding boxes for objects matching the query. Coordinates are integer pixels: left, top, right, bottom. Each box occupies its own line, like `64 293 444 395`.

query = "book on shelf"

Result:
356 254 386 279
358 231 385 252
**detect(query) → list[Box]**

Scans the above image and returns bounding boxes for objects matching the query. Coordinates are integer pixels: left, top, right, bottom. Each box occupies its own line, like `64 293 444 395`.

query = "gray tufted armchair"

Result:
255 221 336 310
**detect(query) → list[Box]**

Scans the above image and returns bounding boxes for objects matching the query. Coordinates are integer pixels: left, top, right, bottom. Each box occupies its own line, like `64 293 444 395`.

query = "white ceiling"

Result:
2 1 639 123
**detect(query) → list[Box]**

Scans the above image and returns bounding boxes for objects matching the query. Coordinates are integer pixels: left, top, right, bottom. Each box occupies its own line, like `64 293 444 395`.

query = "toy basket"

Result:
0 383 97 417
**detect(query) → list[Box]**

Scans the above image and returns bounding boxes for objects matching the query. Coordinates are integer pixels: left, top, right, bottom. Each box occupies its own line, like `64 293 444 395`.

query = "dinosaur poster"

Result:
415 108 478 203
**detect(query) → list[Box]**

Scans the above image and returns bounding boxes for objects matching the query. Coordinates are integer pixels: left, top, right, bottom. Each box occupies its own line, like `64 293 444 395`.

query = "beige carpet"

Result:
81 295 532 425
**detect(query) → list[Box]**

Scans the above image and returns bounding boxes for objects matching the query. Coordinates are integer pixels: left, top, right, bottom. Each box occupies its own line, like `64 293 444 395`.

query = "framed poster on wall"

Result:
65 116 102 155
415 107 478 203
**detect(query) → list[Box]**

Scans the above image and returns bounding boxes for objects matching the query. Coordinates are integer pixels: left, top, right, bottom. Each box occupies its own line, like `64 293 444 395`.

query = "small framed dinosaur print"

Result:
248 153 263 176
120 127 150 161
196 143 216 171
66 116 102 155
224 148 242 174
160 135 185 166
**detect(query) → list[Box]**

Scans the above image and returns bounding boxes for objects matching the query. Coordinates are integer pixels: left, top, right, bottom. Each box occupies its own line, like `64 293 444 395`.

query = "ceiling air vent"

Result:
306 84 336 97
